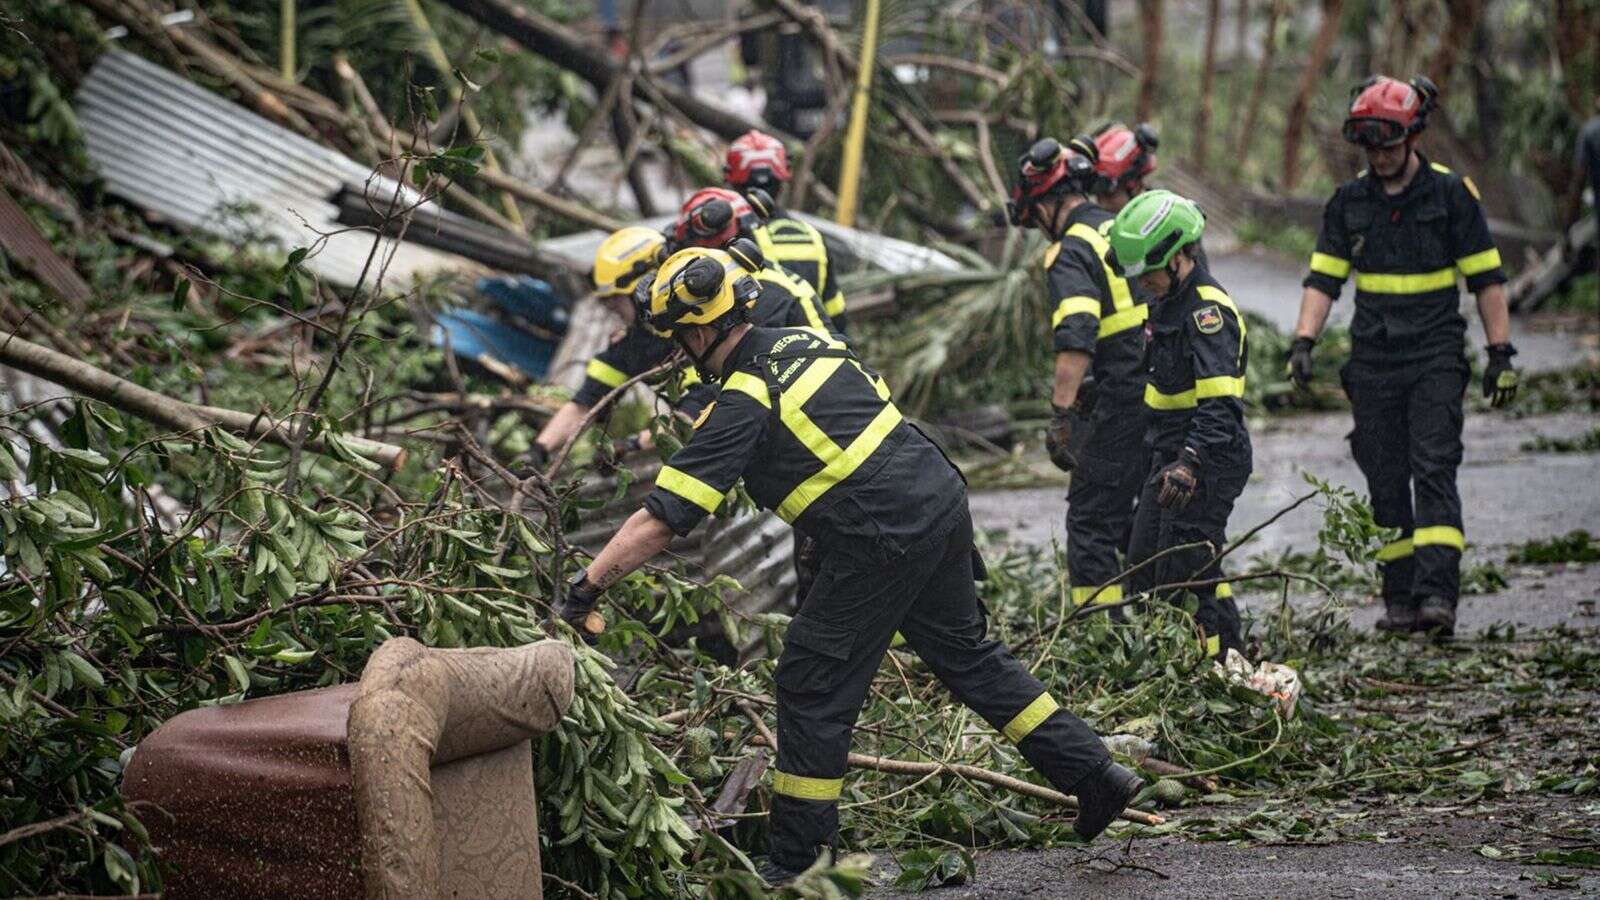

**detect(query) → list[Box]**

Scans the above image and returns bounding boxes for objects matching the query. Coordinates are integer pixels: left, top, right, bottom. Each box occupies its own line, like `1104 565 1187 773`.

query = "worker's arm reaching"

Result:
1289 187 1356 387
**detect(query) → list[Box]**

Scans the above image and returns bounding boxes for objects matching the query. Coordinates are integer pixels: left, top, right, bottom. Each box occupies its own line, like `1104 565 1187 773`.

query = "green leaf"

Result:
171 277 191 312
271 648 316 665
223 655 251 693
60 650 104 690
0 440 20 480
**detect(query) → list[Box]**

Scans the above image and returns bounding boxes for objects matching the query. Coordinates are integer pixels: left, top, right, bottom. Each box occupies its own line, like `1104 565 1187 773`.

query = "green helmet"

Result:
1107 189 1205 277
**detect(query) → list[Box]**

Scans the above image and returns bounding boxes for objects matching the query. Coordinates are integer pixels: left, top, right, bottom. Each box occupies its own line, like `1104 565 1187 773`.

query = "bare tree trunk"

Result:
1552 0 1597 119
1226 0 1250 137
1235 0 1283 172
1194 0 1222 170
1135 0 1164 122
1282 0 1345 191
1425 0 1482 90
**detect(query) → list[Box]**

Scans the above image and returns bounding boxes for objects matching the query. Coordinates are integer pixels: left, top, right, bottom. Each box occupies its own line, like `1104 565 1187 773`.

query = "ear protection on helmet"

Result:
725 237 765 273
743 186 776 222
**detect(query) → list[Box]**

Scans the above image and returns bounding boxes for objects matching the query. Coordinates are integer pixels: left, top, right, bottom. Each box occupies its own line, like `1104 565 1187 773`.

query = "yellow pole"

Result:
834 0 882 227
280 0 295 82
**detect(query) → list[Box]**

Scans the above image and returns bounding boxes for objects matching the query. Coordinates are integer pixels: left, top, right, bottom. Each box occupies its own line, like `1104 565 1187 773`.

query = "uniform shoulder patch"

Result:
692 401 716 430
1461 175 1481 201
1193 305 1224 335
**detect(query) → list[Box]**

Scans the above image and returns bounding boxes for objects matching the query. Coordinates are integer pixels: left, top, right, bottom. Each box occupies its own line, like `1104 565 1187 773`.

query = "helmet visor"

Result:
1342 117 1406 148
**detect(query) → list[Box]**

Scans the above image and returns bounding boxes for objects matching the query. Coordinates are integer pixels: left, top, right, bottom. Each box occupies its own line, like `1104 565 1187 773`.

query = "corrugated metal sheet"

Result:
0 187 93 305
75 50 482 289
536 212 962 276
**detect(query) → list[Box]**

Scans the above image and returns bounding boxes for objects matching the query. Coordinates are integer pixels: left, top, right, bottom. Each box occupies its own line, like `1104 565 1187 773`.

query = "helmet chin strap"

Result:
676 325 737 382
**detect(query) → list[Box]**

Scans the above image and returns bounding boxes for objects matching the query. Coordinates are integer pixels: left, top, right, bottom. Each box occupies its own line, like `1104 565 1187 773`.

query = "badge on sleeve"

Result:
1193 305 1224 335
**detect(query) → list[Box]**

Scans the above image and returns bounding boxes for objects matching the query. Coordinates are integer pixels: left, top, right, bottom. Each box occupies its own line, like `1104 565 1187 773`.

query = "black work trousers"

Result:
768 503 1110 870
1341 358 1468 606
1064 399 1147 608
1126 456 1248 656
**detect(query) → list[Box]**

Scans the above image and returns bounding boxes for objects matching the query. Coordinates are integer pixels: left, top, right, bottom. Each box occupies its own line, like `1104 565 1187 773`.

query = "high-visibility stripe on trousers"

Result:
767 505 1110 871
1342 359 1467 604
1064 402 1147 612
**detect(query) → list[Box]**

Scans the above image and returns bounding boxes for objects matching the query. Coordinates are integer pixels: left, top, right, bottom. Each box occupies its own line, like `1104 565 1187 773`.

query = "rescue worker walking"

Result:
724 130 848 325
1289 76 1516 639
553 247 1144 884
1091 121 1160 214
1111 191 1251 658
1009 136 1149 612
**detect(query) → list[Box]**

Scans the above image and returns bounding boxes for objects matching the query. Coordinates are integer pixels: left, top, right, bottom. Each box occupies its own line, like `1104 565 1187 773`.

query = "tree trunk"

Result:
1226 0 1250 137
1235 0 1283 172
1425 0 1482 91
1281 0 1343 191
1194 0 1222 170
1135 0 1163 122
432 0 780 142
1551 0 1597 119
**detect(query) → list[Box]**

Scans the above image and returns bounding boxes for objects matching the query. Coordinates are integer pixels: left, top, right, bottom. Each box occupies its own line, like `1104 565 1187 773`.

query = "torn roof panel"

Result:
75 50 484 290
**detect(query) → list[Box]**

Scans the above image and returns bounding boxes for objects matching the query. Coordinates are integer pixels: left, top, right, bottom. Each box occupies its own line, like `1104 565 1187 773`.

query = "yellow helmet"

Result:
643 247 762 338
593 226 666 297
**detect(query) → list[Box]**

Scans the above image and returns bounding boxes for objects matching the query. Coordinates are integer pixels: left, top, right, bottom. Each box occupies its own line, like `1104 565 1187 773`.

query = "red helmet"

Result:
1007 136 1098 226
1092 122 1158 191
724 130 791 190
1343 75 1438 147
674 187 758 249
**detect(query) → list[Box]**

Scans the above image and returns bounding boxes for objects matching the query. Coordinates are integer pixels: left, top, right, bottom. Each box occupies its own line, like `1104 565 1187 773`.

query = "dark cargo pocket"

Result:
775 616 858 695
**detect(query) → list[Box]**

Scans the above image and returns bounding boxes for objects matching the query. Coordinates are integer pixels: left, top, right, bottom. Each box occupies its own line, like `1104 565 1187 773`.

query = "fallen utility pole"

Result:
0 333 407 470
433 0 785 143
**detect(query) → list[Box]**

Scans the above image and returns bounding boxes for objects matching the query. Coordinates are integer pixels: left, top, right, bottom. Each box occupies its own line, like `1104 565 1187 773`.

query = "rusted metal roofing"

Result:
75 50 483 290
0 187 93 307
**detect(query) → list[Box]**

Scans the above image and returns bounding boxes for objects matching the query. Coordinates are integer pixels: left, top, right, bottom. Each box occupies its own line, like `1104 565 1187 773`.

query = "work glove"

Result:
552 571 605 644
1155 448 1201 511
1482 343 1518 409
1286 336 1315 390
1044 404 1078 472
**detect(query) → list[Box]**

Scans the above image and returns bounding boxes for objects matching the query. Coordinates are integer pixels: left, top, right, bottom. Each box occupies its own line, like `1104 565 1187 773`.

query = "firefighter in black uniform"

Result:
1110 190 1252 658
724 130 848 326
1289 75 1517 639
1009 136 1149 612
553 246 1143 885
531 192 842 464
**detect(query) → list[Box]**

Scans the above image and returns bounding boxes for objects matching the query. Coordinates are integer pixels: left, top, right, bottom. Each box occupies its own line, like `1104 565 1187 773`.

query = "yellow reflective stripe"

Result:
1051 296 1102 328
823 291 846 318
656 466 725 514
1071 584 1124 607
1205 635 1221 657
1414 525 1465 551
1067 223 1135 313
772 771 843 801
759 268 826 330
1355 268 1457 294
681 366 703 387
1195 285 1248 371
776 404 902 521
1456 248 1502 276
1145 383 1196 410
1430 162 1453 174
1194 375 1246 399
1309 252 1352 280
585 358 629 389
722 371 771 408
691 402 716 430
1214 581 1233 599
1001 692 1059 743
1042 242 1062 270
1375 537 1414 562
1098 303 1148 338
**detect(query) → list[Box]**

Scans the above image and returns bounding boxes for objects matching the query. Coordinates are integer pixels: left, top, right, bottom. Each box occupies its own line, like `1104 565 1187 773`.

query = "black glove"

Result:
1044 404 1077 472
1286 336 1315 390
1155 448 1201 511
1483 343 1518 409
552 571 605 643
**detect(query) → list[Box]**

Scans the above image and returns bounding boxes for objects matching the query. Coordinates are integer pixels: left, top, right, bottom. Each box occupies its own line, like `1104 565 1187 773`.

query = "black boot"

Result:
1416 595 1456 640
1375 596 1418 634
756 857 806 888
1073 761 1144 841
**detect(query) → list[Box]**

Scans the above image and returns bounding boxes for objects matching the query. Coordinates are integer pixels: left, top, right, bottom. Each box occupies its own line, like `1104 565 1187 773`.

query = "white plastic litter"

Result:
1215 650 1302 718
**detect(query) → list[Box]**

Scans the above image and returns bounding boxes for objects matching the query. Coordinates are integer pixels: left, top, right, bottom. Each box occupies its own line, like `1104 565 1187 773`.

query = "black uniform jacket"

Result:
1045 203 1149 402
1143 265 1252 473
573 264 840 416
643 326 964 558
1303 155 1507 365
755 215 846 320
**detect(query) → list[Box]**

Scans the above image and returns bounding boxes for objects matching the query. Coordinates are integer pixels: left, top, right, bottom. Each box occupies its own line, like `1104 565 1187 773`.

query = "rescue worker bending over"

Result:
1009 136 1149 612
725 130 848 326
1288 75 1515 639
531 226 688 466
1111 191 1252 659
553 247 1144 885
1091 121 1160 214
